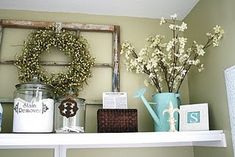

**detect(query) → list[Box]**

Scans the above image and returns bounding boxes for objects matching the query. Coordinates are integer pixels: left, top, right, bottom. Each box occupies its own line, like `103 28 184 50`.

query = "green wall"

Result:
185 0 234 156
0 10 192 157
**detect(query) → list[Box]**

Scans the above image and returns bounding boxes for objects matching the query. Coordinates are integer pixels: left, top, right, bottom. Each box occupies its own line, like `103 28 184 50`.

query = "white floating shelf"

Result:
0 130 226 157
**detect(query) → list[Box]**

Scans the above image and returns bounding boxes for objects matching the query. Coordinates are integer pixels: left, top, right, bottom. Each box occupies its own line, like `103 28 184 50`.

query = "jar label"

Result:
14 98 53 114
59 98 79 118
13 97 54 132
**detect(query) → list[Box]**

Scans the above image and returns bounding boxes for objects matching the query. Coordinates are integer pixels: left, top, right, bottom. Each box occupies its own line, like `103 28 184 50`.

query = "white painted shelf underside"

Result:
0 130 226 157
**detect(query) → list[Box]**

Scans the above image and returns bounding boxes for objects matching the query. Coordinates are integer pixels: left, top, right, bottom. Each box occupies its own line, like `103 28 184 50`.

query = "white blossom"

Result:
179 22 187 32
186 48 192 53
166 43 173 51
160 17 166 25
206 32 212 38
213 38 219 47
120 14 224 93
178 37 187 49
149 73 155 79
178 48 184 55
139 48 148 56
181 70 187 76
194 59 200 65
196 44 205 56
198 64 204 72
213 25 223 34
146 63 152 70
179 54 189 63
169 24 177 30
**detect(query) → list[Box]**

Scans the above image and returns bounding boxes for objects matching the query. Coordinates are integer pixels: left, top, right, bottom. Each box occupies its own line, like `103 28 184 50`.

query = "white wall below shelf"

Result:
0 130 226 157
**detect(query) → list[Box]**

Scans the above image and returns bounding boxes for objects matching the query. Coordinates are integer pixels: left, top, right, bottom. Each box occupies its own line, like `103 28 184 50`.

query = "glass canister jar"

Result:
13 82 54 132
55 97 86 133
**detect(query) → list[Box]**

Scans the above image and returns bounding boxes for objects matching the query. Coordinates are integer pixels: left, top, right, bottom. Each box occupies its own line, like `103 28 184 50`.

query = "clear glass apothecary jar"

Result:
13 82 54 133
55 97 86 133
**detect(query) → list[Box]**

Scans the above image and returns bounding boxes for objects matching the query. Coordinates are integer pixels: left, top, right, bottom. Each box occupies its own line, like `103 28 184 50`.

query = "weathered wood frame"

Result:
0 19 120 103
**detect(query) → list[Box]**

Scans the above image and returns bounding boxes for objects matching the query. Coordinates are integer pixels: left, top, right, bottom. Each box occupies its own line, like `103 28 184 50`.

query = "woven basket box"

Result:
97 109 138 133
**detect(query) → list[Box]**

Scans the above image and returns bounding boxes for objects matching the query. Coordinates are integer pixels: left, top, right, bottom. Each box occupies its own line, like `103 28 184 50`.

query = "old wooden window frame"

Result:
0 19 120 104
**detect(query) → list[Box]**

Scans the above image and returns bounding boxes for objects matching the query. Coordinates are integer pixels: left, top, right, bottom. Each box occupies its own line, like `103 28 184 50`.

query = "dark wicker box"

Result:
97 109 138 133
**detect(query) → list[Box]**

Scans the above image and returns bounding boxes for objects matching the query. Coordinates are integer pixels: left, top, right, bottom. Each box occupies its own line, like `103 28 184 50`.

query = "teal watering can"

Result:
135 88 180 132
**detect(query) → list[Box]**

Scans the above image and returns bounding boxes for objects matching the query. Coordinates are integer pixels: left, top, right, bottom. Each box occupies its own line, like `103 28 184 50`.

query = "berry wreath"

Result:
15 27 95 97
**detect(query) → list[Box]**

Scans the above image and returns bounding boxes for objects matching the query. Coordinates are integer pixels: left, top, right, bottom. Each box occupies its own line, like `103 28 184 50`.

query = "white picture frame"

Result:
179 103 209 131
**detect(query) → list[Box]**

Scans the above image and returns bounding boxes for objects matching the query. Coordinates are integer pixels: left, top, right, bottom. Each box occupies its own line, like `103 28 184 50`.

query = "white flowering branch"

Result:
121 14 224 93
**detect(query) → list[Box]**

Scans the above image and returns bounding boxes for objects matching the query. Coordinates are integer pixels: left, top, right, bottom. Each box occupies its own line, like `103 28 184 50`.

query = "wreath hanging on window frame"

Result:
15 26 95 97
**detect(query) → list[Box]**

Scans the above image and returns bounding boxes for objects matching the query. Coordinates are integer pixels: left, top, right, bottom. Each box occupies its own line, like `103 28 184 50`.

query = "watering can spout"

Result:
134 88 160 125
